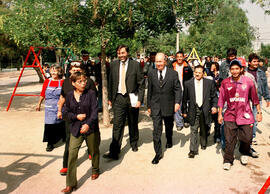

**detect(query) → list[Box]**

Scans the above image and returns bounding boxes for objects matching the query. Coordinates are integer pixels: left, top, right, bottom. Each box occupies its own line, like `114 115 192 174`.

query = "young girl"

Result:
61 72 100 194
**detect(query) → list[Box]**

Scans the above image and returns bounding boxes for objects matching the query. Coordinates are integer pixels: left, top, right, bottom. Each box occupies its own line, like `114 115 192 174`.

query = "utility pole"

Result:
176 32 180 52
175 17 183 53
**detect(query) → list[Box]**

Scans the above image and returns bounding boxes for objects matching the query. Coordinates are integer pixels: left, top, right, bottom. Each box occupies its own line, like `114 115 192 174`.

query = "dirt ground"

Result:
0 70 270 194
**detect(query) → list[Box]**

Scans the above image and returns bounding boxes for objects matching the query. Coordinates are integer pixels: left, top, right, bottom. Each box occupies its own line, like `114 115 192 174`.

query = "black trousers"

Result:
63 121 70 168
190 106 208 152
212 112 221 140
152 114 174 156
223 121 252 164
109 94 139 155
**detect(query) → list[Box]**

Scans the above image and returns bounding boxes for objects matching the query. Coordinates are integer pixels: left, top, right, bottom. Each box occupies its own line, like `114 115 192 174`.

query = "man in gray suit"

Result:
103 45 145 160
182 65 218 158
147 53 182 164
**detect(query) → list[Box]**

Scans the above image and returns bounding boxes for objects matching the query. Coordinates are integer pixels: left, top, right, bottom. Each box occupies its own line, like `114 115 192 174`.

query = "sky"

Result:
241 0 270 50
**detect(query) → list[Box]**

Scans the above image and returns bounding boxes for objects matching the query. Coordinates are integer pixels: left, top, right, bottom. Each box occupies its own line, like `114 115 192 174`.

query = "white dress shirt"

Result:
194 78 203 107
157 66 167 80
118 59 129 94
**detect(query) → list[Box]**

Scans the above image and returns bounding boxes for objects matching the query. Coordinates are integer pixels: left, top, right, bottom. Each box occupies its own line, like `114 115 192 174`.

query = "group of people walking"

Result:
36 45 269 193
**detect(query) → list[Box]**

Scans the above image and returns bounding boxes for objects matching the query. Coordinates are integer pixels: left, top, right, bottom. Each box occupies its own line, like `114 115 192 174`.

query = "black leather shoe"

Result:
166 143 172 148
46 144 54 152
184 123 190 128
176 126 183 131
103 153 119 160
132 146 138 152
188 151 198 158
201 146 207 150
151 154 162 164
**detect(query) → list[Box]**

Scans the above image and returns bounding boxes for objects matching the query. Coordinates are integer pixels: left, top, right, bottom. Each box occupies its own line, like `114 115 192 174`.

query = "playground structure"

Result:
6 46 74 111
187 48 202 66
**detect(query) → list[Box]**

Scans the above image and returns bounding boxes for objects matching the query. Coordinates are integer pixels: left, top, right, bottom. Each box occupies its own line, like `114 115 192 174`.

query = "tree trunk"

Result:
55 49 62 64
28 56 44 83
101 39 110 127
176 32 180 52
39 55 43 66
34 67 45 83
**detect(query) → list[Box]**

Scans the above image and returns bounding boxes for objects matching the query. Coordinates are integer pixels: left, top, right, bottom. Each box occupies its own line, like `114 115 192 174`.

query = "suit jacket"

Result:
143 61 155 76
64 89 99 137
80 60 94 78
147 67 182 117
182 77 218 126
108 59 145 105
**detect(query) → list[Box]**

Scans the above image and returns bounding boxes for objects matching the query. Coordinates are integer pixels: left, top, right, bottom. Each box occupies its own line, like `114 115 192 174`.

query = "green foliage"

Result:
144 32 177 55
251 0 270 14
1 0 230 57
260 43 270 59
172 0 243 27
0 0 27 68
2 0 254 63
2 0 75 47
184 5 255 58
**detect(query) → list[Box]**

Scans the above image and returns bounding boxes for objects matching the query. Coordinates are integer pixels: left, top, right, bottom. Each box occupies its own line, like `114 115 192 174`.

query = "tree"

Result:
184 5 255 58
80 0 177 126
0 0 27 70
138 0 241 55
1 0 69 82
144 32 178 54
2 0 176 126
260 43 270 59
251 0 270 14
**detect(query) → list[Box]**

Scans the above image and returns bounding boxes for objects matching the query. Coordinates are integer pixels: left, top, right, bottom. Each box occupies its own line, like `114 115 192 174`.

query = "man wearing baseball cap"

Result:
217 59 262 170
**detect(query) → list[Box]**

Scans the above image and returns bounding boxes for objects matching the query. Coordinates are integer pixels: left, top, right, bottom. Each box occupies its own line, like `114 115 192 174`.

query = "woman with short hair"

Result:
61 72 100 193
36 64 65 152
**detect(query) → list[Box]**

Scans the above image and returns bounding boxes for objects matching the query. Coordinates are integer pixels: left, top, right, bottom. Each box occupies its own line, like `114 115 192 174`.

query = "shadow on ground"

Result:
75 126 193 187
0 152 62 193
0 81 41 111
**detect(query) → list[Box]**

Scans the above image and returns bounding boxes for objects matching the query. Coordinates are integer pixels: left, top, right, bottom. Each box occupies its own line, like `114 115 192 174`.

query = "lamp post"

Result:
176 17 183 52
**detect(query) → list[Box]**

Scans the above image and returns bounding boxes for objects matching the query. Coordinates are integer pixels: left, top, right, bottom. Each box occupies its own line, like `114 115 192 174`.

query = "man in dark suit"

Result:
143 52 157 76
182 65 218 158
103 45 145 160
147 53 182 164
81 50 95 78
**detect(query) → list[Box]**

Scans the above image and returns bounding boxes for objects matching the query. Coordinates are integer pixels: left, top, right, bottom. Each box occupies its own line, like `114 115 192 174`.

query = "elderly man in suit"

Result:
182 65 218 158
103 45 145 160
147 53 182 164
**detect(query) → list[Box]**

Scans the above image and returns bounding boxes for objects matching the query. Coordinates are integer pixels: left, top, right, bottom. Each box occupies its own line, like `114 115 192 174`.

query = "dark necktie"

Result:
159 70 163 87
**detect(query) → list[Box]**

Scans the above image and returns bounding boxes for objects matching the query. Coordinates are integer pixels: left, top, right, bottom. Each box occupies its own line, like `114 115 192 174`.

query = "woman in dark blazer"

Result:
61 72 100 194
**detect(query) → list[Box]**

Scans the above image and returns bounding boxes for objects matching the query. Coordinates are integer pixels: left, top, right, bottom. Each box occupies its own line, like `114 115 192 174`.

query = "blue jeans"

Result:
252 101 262 138
174 109 184 127
220 102 227 149
98 85 102 109
221 123 225 149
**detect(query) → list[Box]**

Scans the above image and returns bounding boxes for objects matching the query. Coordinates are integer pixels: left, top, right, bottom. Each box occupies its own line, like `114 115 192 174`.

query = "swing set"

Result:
6 46 74 111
